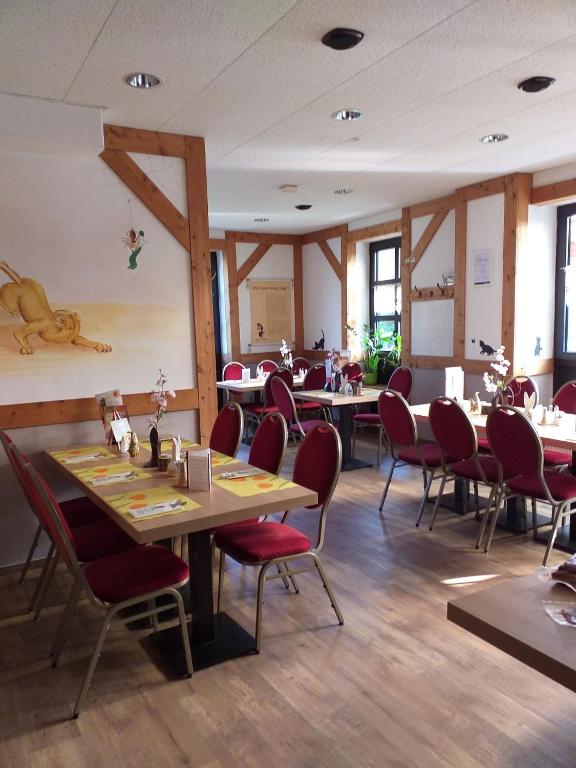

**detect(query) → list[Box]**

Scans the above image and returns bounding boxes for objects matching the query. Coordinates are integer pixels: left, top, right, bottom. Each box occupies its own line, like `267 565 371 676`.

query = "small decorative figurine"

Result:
128 431 140 457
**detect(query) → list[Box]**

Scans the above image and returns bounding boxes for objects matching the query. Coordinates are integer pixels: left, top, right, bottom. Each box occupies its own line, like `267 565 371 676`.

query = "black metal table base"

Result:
342 456 372 472
536 524 576 555
336 404 372 472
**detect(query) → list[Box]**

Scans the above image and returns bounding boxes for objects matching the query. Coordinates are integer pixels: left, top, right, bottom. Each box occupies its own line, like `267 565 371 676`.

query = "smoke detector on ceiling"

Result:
279 184 298 193
517 76 556 93
295 204 312 210
321 28 364 50
480 133 509 144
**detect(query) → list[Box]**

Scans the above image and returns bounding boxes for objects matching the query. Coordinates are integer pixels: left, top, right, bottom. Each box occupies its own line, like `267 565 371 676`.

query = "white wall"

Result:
236 242 294 354
465 194 505 359
303 237 341 350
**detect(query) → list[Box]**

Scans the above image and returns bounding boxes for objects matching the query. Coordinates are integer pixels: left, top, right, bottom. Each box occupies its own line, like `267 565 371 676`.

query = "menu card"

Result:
187 449 212 491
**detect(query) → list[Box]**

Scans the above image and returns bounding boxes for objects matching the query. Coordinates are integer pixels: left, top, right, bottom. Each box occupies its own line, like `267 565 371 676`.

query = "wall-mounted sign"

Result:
473 249 492 286
249 279 293 345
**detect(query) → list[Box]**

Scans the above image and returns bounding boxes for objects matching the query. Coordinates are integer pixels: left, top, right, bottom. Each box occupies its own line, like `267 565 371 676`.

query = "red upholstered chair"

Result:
270 377 326 443
24 463 191 718
257 359 277 374
222 361 246 380
377 390 443 526
244 367 292 429
540 380 576 468
292 356 311 373
427 397 506 543
483 405 576 563
505 375 539 407
352 366 413 464
0 430 107 587
209 402 244 457
10 444 140 620
341 361 363 382
297 363 330 422
215 423 343 651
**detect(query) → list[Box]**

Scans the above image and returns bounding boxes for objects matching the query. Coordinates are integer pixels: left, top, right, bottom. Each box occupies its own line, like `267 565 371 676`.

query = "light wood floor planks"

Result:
1 436 575 768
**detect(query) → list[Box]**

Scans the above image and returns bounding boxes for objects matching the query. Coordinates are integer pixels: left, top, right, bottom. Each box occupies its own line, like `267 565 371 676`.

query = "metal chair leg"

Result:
217 550 225 613
415 471 435 528
473 480 480 520
29 541 55 611
311 553 344 625
20 524 43 584
255 562 272 652
51 577 83 664
427 474 446 530
531 498 538 540
476 485 499 549
73 610 115 718
379 459 397 512
352 422 357 458
484 490 505 553
543 504 563 566
278 561 299 593
147 599 159 632
173 589 193 677
33 549 59 621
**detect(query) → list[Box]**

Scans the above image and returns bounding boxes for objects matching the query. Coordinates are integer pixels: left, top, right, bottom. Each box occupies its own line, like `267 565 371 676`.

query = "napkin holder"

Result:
185 449 212 492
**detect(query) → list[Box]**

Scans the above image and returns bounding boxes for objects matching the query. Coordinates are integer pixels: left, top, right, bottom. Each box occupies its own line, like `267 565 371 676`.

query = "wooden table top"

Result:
45 444 317 545
448 573 576 693
411 403 576 453
292 387 381 407
217 375 304 393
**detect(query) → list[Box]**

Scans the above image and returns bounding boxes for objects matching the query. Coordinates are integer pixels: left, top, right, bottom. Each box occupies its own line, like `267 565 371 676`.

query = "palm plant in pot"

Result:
377 330 402 384
347 324 400 385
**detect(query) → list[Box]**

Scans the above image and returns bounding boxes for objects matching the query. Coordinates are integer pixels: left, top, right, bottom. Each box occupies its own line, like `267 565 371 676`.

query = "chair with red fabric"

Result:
0 430 108 587
271 377 326 443
296 363 330 422
541 380 576 468
215 423 343 651
505 375 539 407
222 361 246 381
292 356 311 373
24 462 192 718
10 444 141 620
377 390 444 526
244 367 292 430
341 361 363 382
388 366 413 400
427 397 506 540
209 402 244 458
257 359 277 375
482 405 576 563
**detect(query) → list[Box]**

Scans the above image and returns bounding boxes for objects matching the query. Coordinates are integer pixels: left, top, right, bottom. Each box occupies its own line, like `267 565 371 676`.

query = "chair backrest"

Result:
263 367 293 406
341 361 363 382
0 429 15 468
248 413 287 475
222 361 246 381
377 390 416 448
292 357 311 373
257 359 277 374
506 375 539 407
292 423 342 550
486 405 543 478
303 363 326 391
388 366 413 400
553 380 576 414
209 402 244 457
429 397 476 463
270 377 299 425
3 434 38 510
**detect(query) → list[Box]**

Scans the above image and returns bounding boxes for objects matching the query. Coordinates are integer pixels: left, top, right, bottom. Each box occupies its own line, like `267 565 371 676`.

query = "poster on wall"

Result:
473 249 492 286
249 279 293 345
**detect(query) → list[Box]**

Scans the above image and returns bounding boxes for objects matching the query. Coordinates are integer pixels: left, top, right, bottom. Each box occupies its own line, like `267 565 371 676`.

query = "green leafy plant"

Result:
347 324 401 373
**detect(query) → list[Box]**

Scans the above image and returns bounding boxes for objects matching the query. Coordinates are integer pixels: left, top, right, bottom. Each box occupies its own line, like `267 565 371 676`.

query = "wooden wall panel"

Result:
347 219 401 244
409 209 449 271
318 239 342 278
454 192 467 365
103 125 186 157
225 231 241 360
293 241 304 355
237 243 271 284
400 208 412 365
340 230 348 349
531 177 576 206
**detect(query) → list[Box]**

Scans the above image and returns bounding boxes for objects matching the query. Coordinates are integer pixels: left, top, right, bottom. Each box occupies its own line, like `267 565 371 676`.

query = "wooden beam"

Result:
237 243 271 285
409 209 449 271
458 176 507 202
226 231 241 360
100 149 190 251
454 191 467 365
532 178 576 206
293 240 304 355
318 240 342 279
0 389 199 430
341 228 348 349
209 238 226 252
410 285 454 302
184 136 218 445
301 224 347 245
347 219 401 244
400 207 411 363
409 194 455 219
103 124 187 157
231 231 297 245
409 355 457 369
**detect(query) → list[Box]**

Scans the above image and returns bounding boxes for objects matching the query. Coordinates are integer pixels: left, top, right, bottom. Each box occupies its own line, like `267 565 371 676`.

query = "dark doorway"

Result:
210 251 224 409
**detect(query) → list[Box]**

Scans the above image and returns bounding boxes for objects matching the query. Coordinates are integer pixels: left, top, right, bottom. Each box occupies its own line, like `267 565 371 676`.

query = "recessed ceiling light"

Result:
517 76 556 93
124 72 161 89
480 133 509 144
295 204 312 210
331 108 363 121
279 184 298 193
334 188 353 195
321 28 364 51
254 217 269 222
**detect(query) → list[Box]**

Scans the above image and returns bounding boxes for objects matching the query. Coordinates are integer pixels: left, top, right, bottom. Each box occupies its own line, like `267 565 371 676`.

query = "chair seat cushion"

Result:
507 471 576 502
477 437 492 454
84 545 189 604
297 401 324 411
543 449 571 467
214 521 311 564
353 413 381 425
289 419 326 435
398 442 443 468
72 519 140 562
212 518 259 535
244 404 278 416
450 456 503 483
61 496 107 527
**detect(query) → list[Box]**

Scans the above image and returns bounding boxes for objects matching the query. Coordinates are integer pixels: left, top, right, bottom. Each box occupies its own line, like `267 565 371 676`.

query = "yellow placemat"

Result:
140 437 198 452
213 472 295 498
72 462 151 487
104 486 200 521
50 446 116 465
211 451 240 468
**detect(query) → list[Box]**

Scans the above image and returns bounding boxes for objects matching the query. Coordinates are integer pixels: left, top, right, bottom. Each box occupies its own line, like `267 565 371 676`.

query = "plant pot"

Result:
364 372 378 386
377 360 395 385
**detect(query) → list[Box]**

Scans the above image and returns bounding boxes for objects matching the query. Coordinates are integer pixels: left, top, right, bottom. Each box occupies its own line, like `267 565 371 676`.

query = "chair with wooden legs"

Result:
377 390 443 526
209 402 244 457
24 462 192 718
214 423 343 651
481 405 576 563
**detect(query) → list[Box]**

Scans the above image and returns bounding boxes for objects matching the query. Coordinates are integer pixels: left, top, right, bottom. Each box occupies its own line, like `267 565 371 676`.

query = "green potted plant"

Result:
347 324 399 385
377 331 402 384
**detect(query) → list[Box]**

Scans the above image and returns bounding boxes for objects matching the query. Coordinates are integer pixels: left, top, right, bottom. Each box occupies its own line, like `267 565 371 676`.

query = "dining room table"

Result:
45 441 317 675
291 387 382 471
216 373 305 396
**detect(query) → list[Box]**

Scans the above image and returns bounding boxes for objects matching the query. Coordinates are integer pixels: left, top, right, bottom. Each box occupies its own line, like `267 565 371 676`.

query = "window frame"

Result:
369 235 402 338
554 201 576 361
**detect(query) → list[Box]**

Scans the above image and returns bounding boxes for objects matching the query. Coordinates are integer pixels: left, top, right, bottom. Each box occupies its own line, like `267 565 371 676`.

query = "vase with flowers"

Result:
145 369 176 468
325 347 342 391
279 339 293 371
482 346 512 409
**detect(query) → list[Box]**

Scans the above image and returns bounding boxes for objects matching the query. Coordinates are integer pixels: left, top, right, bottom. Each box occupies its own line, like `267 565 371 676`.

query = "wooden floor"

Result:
1 437 575 768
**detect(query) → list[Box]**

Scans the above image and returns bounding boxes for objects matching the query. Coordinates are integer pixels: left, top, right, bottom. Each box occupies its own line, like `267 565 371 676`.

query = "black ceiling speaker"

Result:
321 28 364 51
517 76 556 93
295 204 312 210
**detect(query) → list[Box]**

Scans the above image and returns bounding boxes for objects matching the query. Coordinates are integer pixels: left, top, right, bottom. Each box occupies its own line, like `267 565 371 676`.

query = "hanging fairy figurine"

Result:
122 227 145 270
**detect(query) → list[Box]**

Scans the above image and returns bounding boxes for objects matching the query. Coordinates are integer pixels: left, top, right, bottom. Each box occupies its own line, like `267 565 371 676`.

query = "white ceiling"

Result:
2 0 576 233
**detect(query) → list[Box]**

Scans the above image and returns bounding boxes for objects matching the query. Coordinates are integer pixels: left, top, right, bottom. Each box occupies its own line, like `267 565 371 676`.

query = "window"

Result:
369 236 401 343
555 202 576 357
